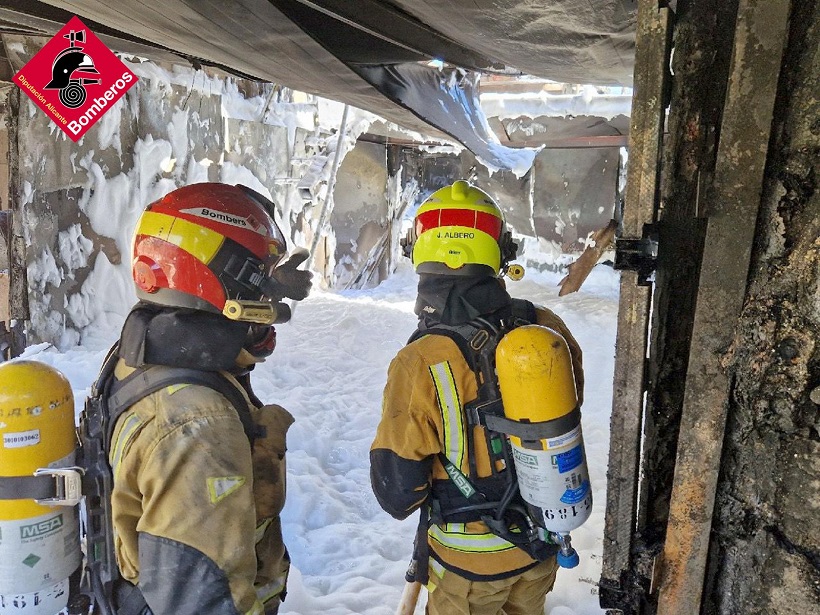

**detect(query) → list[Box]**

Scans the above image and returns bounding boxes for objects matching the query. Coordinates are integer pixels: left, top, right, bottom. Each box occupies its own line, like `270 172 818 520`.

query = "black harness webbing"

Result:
105 365 262 448
483 407 581 442
406 299 557 583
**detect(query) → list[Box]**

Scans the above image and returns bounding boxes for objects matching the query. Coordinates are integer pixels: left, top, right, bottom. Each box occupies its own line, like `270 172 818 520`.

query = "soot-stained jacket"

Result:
370 304 584 581
109 359 293 615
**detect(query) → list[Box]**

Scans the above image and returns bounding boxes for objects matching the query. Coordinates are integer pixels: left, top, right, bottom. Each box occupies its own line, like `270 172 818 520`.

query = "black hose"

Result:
89 567 115 615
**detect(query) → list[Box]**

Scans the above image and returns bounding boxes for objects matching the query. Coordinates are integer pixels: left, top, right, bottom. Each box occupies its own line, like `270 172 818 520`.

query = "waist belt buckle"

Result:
34 466 85 506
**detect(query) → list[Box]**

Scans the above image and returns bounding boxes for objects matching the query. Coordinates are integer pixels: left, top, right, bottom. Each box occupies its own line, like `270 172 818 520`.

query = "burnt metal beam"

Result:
285 0 501 71
360 133 629 150
655 0 791 613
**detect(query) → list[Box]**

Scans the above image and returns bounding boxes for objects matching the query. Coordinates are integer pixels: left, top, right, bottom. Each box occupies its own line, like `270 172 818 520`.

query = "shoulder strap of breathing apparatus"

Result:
408 299 558 565
78 343 260 615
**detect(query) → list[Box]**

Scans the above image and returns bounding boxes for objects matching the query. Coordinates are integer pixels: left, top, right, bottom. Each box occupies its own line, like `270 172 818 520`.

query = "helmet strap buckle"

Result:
500 231 518 264
224 254 265 291
33 467 85 507
469 329 490 351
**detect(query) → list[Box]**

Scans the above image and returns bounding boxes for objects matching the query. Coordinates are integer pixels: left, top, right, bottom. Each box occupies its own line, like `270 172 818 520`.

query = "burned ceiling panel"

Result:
389 0 636 86
3 0 636 166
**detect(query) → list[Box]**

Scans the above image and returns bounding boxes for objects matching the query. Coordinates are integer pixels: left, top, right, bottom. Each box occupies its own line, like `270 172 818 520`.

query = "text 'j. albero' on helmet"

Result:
131 183 290 323
406 180 520 277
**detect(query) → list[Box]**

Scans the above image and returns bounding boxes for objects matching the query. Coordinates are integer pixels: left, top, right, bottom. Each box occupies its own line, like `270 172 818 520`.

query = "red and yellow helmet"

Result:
132 183 288 321
407 180 518 276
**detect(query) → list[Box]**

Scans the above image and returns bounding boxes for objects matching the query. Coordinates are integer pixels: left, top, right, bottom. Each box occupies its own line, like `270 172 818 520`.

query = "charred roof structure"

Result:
1 0 635 167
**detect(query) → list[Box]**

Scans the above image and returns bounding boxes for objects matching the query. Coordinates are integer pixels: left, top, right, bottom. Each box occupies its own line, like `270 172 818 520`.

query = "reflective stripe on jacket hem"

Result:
245 599 264 615
428 523 518 554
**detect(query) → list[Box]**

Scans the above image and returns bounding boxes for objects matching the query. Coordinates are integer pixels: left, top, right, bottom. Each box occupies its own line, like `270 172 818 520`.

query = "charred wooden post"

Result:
702 0 820 609
599 1 671 612
0 209 10 359
1 87 26 359
637 0 737 577
0 87 10 360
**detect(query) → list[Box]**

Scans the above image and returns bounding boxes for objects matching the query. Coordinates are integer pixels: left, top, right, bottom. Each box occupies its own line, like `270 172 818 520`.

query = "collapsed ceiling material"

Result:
2 0 636 169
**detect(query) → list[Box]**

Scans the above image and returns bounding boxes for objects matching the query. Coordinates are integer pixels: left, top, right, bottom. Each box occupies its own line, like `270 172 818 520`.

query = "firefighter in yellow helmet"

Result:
370 180 584 615
95 183 311 615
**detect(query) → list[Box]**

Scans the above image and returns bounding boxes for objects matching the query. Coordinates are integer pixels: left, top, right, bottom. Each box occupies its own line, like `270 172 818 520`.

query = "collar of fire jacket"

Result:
118 302 250 370
414 274 512 326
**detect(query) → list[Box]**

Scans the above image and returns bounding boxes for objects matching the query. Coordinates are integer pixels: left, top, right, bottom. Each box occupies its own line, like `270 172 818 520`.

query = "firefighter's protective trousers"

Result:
426 557 558 615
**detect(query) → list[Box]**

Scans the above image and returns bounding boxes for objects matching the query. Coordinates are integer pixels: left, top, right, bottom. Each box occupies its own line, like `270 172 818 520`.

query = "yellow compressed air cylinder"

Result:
0 361 82 614
496 325 592 533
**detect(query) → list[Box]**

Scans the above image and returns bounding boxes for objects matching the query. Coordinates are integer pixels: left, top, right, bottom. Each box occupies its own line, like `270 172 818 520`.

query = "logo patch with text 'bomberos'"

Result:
14 15 137 142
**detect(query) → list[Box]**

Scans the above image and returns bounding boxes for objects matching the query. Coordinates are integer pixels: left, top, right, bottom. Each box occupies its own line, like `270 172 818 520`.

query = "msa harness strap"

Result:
0 475 57 500
0 469 83 505
434 453 553 562
105 365 263 448
483 407 581 443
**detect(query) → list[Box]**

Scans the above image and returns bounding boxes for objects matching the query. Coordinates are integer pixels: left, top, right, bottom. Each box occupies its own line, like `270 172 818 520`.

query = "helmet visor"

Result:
415 208 503 240
236 184 288 269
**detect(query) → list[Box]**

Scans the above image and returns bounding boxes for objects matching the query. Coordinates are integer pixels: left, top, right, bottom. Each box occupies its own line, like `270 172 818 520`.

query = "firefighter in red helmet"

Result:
100 183 311 615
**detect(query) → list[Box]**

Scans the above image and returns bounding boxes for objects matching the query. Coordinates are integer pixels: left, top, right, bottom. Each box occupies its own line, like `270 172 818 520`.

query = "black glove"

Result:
270 249 313 301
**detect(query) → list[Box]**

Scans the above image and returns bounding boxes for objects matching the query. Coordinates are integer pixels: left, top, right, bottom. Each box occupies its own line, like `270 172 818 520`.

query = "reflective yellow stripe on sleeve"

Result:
256 577 286 605
110 412 143 478
429 362 465 469
244 599 264 615
255 518 273 544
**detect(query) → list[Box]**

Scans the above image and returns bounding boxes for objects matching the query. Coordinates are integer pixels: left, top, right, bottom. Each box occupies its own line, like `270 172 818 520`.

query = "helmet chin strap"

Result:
220 252 294 324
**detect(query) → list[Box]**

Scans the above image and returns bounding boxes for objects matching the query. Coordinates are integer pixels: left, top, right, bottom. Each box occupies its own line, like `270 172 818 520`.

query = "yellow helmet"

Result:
406 180 518 276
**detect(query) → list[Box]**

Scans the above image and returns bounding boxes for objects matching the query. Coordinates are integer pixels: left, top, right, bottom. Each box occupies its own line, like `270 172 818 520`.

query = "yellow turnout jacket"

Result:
109 360 292 615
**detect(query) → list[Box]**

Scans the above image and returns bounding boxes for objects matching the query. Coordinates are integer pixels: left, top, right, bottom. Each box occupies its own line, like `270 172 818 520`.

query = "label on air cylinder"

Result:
0 508 81 596
544 424 581 450
511 428 593 533
0 577 69 615
560 481 590 505
554 445 583 473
